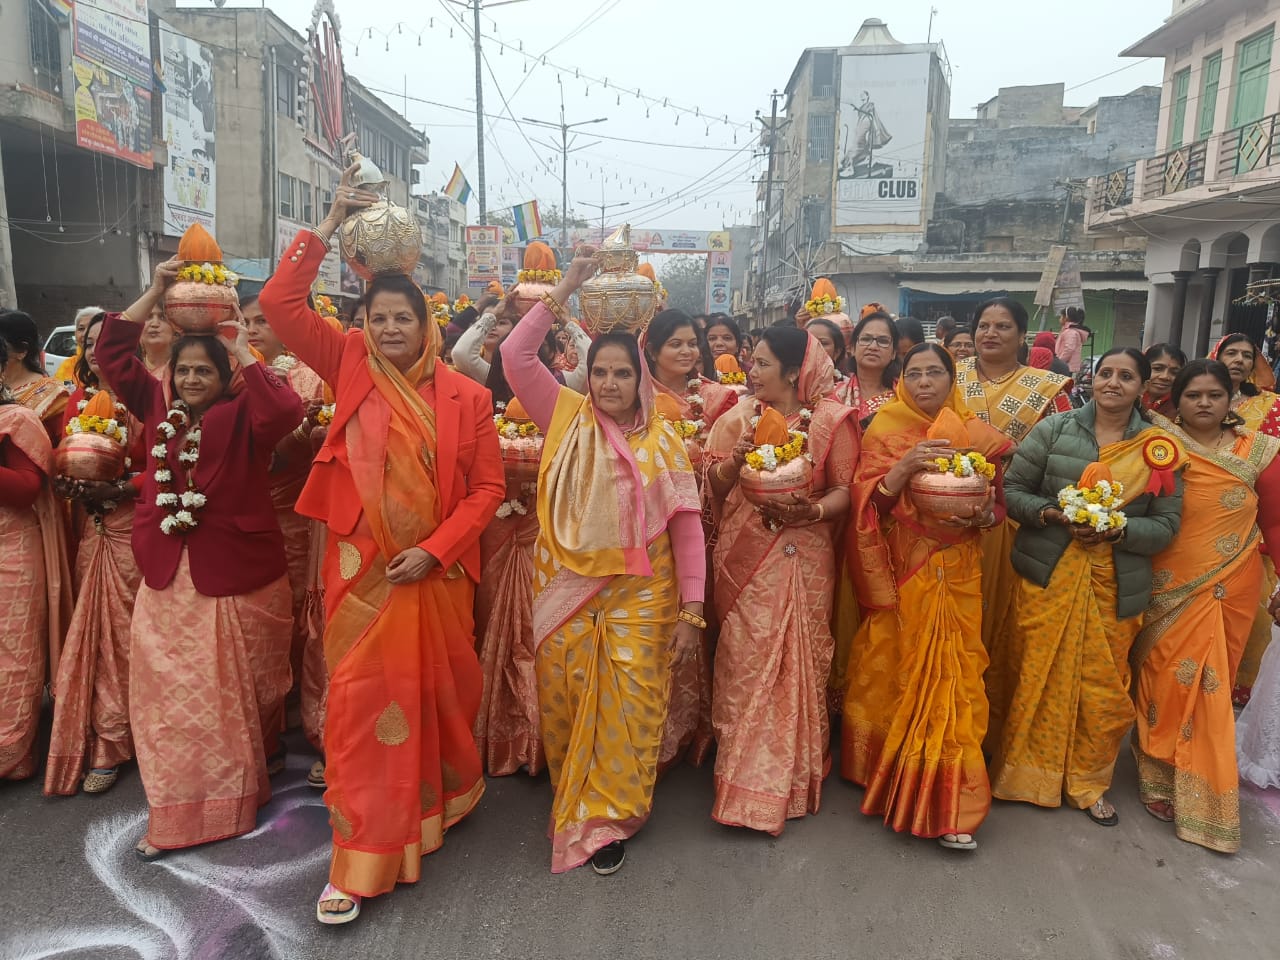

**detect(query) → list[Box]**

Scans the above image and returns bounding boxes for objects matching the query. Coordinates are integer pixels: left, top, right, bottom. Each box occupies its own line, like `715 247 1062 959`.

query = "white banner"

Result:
159 25 216 237
835 51 930 228
276 217 341 293
705 251 732 314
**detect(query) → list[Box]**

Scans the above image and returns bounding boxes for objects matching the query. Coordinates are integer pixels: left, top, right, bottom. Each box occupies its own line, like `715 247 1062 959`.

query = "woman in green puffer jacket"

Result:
989 347 1184 827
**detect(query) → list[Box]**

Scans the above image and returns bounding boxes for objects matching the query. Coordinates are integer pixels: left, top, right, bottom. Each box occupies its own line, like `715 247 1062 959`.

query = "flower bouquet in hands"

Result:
1058 461 1127 534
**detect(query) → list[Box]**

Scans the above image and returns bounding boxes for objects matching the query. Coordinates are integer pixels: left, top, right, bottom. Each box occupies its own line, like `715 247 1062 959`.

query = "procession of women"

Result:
3 157 1280 927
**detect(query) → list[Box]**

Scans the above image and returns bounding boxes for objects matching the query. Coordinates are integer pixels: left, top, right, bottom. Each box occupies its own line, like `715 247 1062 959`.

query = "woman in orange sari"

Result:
992 348 1183 826
643 308 737 769
1210 333 1280 706
0 346 69 780
843 344 1012 850
259 169 505 924
706 325 858 834
45 312 145 795
502 252 706 875
1132 359 1280 852
1 309 70 445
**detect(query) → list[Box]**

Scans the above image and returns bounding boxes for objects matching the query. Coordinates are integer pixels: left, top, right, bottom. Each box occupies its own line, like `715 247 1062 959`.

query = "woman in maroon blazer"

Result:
97 262 303 860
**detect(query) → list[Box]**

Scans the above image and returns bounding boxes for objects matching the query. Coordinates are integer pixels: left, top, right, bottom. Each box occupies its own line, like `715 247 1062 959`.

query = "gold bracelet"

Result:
815 502 826 523
876 480 897 498
539 292 569 324
678 609 707 630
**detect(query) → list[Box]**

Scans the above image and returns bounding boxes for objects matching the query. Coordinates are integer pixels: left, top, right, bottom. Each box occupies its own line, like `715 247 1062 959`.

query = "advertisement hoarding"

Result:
466 225 502 286
73 0 151 83
834 51 930 229
159 25 216 236
72 57 152 169
705 251 732 314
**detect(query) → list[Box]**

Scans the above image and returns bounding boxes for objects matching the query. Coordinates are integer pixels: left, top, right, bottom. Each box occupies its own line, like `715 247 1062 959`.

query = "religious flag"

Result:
512 200 543 242
443 164 472 204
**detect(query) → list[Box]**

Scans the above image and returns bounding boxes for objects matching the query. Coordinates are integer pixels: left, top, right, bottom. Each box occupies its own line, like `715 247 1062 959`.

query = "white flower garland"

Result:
153 400 207 535
271 354 299 374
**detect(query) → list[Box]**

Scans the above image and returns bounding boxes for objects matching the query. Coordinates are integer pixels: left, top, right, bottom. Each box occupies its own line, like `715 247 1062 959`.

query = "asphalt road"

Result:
2 729 1277 960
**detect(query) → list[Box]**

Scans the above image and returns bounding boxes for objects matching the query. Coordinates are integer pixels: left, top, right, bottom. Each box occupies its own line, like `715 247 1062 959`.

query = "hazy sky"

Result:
230 0 1170 230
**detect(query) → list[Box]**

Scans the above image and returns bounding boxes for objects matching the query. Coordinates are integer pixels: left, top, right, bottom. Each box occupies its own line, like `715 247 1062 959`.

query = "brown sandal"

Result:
1144 800 1174 823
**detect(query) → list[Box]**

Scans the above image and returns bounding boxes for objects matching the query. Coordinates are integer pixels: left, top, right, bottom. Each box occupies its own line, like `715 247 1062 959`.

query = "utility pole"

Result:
446 0 528 225
755 90 787 324
581 182 630 240
524 93 607 250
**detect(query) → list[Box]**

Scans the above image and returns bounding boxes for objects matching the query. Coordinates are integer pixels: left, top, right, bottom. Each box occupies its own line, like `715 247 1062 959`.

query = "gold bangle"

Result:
876 480 897 498
539 292 568 324
815 502 826 523
678 609 707 630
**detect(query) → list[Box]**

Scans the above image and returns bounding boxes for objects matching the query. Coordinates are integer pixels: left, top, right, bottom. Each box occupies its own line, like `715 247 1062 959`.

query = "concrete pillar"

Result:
0 147 15 307
1169 270 1193 351
1194 268 1221 358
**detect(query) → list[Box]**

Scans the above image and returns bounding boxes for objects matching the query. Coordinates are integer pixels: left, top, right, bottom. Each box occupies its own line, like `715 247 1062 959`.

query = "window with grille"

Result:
27 0 62 95
811 51 836 98
807 114 834 163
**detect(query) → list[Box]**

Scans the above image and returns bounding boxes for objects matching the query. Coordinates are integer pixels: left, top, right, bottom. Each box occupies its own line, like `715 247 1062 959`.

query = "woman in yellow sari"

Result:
1209 333 1280 706
1132 359 1280 852
501 251 706 875
992 347 1183 826
705 325 858 834
843 344 1012 850
955 297 1074 748
260 171 506 923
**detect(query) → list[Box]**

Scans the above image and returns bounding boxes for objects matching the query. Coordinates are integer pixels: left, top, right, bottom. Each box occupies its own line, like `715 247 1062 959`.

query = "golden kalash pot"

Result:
739 455 814 508
578 224 658 336
908 457 991 522
496 398 544 496
337 152 423 281
163 223 239 334
56 433 127 483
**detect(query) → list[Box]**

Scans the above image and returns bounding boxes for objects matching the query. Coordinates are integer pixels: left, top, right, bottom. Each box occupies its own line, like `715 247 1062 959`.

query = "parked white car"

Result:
43 325 77 380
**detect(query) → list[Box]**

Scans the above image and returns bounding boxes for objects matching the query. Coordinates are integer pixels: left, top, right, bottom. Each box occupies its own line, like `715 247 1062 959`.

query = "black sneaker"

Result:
590 841 626 876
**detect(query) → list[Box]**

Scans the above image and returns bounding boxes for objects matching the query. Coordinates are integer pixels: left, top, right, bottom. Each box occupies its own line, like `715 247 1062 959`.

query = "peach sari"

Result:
842 382 1011 837
706 341 857 834
1131 427 1279 852
0 405 68 779
474 504 543 776
651 375 737 771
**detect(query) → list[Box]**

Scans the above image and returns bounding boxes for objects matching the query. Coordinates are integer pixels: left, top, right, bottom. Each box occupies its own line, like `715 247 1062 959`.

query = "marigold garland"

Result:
932 451 996 480
805 293 844 316
494 414 541 439
314 294 338 319
717 370 746 385
177 261 238 287
517 268 562 284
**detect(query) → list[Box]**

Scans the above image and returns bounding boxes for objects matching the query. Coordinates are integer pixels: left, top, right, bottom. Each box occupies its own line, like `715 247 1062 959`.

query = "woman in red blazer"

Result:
96 273 302 861
259 166 504 925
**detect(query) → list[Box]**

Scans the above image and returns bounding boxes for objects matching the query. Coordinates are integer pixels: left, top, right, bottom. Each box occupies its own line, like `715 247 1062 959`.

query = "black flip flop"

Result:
1086 803 1119 827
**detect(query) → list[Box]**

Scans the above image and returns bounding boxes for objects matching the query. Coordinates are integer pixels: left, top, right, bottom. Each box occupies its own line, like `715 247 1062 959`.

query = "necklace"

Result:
152 400 207 535
976 361 1020 386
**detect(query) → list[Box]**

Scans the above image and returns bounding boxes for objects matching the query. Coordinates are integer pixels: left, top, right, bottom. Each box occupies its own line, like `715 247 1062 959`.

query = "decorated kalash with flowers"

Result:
714 353 749 394
805 277 854 348
738 405 813 531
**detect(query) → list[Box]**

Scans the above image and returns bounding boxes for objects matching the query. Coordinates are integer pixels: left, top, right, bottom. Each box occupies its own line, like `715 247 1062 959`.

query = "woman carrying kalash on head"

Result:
502 249 706 877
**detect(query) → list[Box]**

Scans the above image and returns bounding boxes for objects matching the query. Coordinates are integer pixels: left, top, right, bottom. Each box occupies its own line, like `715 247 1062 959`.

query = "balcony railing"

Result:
1093 163 1135 211
1143 139 1207 197
1219 113 1280 176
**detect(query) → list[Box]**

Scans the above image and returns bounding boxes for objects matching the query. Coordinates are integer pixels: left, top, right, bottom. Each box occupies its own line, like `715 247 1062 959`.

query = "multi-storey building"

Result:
1086 0 1280 355
0 1 450 329
749 17 1160 352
